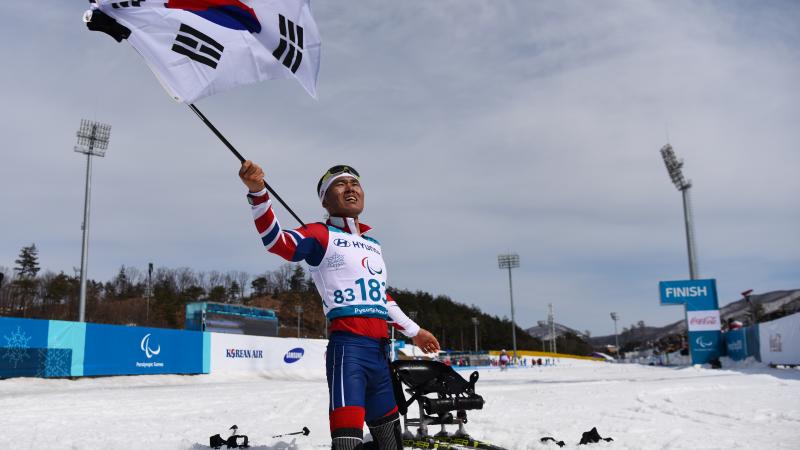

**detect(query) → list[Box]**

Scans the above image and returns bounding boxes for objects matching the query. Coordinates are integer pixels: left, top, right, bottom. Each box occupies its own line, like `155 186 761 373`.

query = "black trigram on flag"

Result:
171 24 224 69
111 0 144 8
272 15 304 73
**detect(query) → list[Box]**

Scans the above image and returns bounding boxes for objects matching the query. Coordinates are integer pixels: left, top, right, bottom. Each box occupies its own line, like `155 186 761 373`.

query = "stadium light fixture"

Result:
295 304 304 338
146 262 154 325
498 254 520 362
660 144 699 280
74 119 112 322
471 317 479 352
610 312 620 358
548 303 557 354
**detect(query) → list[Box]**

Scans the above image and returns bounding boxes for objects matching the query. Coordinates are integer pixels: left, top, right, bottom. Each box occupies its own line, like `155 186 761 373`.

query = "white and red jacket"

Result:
247 188 420 339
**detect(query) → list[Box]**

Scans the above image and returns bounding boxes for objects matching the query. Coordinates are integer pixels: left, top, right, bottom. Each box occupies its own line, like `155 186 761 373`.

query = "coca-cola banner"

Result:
687 310 721 332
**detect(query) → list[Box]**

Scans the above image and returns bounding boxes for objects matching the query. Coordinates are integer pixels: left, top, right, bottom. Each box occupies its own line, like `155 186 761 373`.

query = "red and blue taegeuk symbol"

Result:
166 0 261 33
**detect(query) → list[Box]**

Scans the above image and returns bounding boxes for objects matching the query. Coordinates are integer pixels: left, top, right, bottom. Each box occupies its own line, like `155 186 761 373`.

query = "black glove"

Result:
85 9 131 42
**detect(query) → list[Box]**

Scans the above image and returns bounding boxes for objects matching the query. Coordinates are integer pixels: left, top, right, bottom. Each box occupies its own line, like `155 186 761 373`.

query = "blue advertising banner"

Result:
725 329 748 361
659 279 719 310
745 325 760 361
689 330 722 364
48 320 86 376
659 279 722 365
0 317 51 378
84 323 205 376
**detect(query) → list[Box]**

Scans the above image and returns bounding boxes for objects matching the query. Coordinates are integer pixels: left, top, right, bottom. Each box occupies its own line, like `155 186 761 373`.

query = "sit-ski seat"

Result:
391 360 484 416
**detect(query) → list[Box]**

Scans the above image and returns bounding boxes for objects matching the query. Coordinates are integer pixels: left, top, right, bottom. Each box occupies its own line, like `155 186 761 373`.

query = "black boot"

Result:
332 428 364 450
366 412 402 450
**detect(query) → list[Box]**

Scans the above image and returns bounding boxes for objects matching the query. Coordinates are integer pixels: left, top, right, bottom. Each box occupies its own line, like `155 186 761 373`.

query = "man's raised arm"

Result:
239 161 327 265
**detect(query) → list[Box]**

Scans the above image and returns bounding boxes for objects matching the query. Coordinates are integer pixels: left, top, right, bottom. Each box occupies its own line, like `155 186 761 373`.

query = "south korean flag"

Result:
85 0 321 102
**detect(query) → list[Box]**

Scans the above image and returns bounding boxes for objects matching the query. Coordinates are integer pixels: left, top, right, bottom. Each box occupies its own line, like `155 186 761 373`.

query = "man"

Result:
499 349 509 371
239 161 440 450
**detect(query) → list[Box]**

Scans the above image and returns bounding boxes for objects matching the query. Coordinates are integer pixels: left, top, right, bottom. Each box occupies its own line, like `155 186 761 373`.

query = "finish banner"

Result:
659 278 722 364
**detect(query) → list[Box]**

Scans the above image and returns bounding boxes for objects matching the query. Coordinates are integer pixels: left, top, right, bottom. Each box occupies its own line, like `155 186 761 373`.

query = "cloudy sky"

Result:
1 1 798 336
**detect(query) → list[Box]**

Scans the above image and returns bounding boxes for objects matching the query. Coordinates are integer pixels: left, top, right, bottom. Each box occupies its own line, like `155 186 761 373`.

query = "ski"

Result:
403 435 508 450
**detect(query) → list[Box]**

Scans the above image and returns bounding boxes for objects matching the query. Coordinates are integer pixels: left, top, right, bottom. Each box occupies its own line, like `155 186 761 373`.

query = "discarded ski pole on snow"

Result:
272 426 310 438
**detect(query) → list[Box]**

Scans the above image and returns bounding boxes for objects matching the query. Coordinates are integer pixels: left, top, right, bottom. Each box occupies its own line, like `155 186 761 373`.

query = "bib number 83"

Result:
333 278 386 304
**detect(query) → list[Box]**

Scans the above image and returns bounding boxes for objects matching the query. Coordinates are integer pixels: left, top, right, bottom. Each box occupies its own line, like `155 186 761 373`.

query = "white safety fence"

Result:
209 332 327 380
759 312 800 365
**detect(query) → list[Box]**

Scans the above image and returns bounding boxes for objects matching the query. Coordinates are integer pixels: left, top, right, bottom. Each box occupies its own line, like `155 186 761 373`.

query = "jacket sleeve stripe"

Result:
261 223 282 249
248 192 326 263
254 203 276 233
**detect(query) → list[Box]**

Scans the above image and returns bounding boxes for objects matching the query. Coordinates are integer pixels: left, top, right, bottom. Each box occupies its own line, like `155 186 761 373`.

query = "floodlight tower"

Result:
74 119 111 322
295 304 304 338
498 253 520 362
610 312 620 357
471 317 479 352
548 303 557 354
660 144 699 280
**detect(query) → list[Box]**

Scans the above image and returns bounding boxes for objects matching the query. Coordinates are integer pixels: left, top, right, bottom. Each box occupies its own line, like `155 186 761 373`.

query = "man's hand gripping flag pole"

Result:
83 0 321 227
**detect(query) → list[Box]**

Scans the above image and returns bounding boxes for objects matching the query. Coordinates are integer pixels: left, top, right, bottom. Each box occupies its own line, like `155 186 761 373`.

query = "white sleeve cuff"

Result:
399 322 421 338
248 187 268 196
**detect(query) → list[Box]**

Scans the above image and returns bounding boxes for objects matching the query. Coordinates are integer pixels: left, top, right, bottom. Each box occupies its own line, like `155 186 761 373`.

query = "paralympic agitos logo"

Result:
361 257 383 276
166 0 262 33
140 333 161 359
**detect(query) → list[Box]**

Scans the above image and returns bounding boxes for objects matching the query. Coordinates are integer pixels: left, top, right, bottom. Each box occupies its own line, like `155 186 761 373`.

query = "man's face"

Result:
323 176 364 218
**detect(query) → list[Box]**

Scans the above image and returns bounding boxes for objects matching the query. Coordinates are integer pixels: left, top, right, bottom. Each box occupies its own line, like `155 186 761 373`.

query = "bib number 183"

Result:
333 278 386 304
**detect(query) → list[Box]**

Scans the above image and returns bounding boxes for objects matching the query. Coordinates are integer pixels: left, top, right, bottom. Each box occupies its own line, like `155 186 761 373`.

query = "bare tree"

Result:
270 263 293 294
126 266 143 287
234 271 251 299
174 267 196 294
207 271 223 292
222 271 235 292
196 271 208 292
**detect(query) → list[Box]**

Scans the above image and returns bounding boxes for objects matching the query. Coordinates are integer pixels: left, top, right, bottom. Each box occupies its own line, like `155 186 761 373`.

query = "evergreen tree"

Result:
12 244 41 316
14 244 40 279
289 264 306 292
228 281 241 302
113 265 130 298
182 285 205 302
251 276 269 296
43 272 73 306
208 285 227 302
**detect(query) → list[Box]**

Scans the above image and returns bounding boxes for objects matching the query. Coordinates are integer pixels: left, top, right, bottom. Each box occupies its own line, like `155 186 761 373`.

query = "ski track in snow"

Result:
1 363 799 450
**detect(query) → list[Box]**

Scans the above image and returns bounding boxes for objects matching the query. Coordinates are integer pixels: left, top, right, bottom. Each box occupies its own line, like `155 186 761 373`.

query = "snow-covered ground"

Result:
2 361 799 449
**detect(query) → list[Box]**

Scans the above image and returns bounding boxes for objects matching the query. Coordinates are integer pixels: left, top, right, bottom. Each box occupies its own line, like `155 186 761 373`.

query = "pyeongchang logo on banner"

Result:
687 310 721 332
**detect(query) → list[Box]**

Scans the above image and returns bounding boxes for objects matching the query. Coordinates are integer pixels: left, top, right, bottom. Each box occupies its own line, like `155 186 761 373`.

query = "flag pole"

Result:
188 103 306 227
